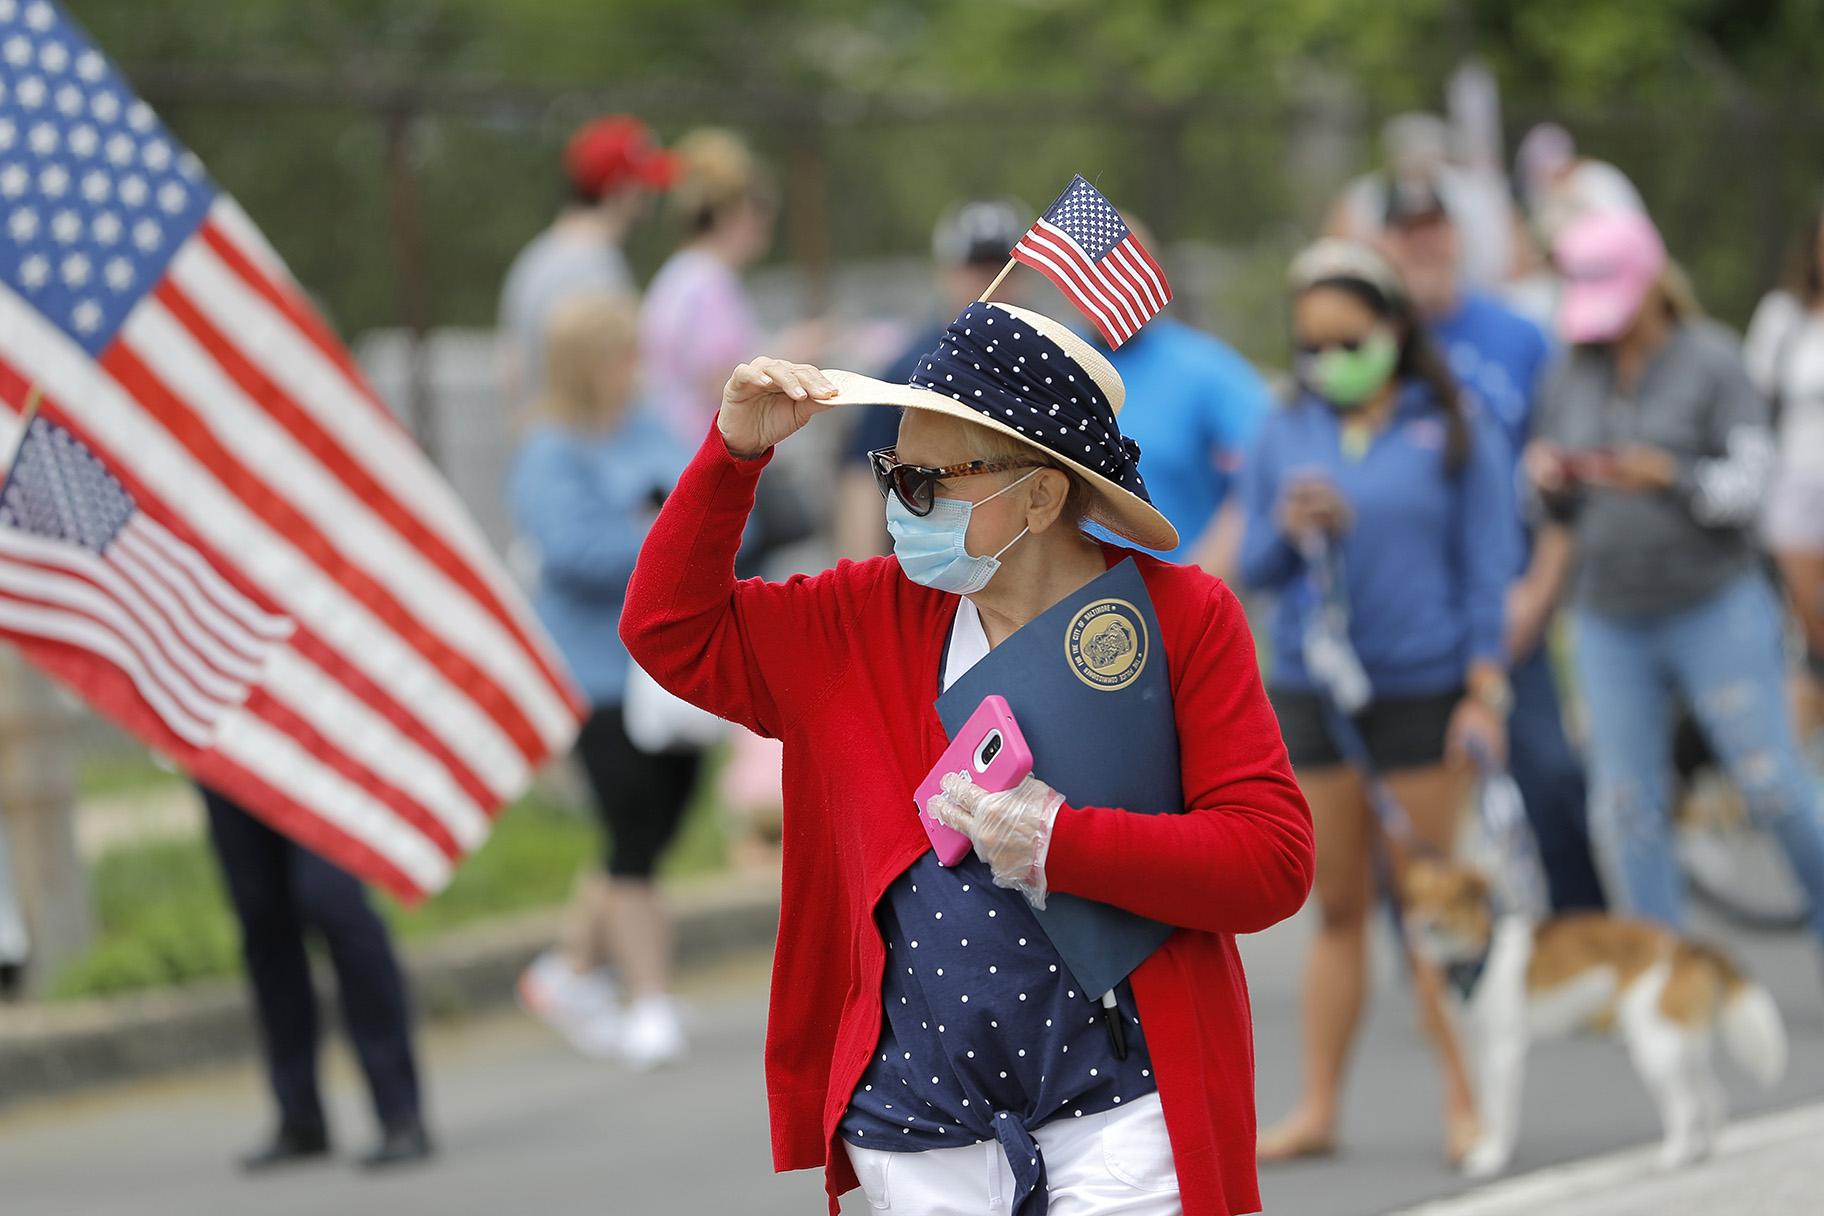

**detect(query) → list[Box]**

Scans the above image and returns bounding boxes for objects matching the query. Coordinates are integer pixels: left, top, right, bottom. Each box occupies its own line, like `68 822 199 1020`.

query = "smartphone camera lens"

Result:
974 730 1003 771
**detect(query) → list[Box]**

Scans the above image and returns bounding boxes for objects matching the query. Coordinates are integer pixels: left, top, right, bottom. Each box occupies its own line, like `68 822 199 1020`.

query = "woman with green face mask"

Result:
1242 239 1519 1167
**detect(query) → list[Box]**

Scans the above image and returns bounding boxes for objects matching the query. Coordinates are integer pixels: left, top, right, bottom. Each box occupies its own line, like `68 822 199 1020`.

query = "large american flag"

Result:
0 1 584 899
1010 175 1172 348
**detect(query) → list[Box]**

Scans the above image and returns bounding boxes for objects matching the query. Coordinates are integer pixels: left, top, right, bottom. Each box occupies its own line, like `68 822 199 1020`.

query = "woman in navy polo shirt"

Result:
1244 240 1515 1165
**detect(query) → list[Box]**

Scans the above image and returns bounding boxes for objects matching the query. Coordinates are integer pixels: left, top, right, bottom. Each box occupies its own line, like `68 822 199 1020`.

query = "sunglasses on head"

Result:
866 447 1045 517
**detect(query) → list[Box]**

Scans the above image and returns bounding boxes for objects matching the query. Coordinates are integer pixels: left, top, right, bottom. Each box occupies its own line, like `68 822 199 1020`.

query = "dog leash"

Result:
1297 534 1431 958
1466 740 1551 924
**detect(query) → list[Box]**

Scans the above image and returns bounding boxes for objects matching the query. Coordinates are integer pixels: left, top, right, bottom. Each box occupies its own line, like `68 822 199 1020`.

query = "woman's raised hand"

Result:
717 357 839 459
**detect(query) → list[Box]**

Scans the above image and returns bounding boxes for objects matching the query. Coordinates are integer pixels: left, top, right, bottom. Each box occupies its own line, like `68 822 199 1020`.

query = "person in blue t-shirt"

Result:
1381 175 1605 914
1245 239 1514 1166
1100 239 1272 572
834 199 1030 558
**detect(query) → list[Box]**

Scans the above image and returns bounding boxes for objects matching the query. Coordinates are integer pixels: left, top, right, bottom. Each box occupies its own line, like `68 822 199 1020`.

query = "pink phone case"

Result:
915 695 1035 866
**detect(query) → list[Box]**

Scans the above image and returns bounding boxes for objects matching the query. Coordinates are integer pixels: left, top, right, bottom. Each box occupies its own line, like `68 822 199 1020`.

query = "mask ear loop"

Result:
977 467 1043 561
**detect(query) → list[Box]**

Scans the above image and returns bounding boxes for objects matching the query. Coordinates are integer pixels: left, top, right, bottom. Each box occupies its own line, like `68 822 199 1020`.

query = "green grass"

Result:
74 751 188 802
46 781 731 1001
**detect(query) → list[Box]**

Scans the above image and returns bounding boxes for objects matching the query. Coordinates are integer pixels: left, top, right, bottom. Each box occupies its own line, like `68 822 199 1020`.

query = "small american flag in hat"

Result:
1010 176 1171 348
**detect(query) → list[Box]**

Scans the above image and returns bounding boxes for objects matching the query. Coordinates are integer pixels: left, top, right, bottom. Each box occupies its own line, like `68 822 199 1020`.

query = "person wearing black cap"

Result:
622 304 1313 1214
1379 176 1606 916
834 199 1029 558
497 115 677 411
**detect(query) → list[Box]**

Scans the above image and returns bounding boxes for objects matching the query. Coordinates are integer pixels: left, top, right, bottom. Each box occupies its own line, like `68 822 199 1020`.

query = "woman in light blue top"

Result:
507 293 698 1068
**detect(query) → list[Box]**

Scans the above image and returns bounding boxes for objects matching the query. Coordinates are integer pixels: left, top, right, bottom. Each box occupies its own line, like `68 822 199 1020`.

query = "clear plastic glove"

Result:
928 771 1065 909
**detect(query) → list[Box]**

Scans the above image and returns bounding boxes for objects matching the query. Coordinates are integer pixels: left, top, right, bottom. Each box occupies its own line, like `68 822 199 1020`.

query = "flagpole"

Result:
977 257 1018 304
15 384 42 433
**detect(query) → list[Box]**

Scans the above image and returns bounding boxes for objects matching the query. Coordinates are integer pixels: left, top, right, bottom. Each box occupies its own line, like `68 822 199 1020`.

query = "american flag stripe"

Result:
175 220 573 698
1017 225 1141 341
107 545 263 683
1027 222 1144 336
1044 220 1159 335
120 299 570 752
1128 242 1171 306
0 526 249 704
1025 222 1138 331
1032 219 1147 336
211 709 453 892
254 650 488 849
278 624 501 813
243 685 462 861
0 322 530 803
110 530 273 675
115 521 284 673
0 528 246 717
1110 243 1166 315
1010 231 1126 343
204 198 292 309
0 590 216 742
120 496 302 646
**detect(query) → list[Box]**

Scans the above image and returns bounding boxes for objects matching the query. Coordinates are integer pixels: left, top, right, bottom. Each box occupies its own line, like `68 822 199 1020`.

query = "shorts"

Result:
575 706 703 879
1269 686 1461 773
1764 468 1824 555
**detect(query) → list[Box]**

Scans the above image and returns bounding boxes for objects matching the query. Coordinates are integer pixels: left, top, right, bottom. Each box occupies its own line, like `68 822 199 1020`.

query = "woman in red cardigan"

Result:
620 301 1313 1215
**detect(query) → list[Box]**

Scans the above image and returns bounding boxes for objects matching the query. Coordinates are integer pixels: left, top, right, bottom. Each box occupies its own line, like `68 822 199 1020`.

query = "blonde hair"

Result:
537 293 639 426
669 128 777 233
1658 260 1704 324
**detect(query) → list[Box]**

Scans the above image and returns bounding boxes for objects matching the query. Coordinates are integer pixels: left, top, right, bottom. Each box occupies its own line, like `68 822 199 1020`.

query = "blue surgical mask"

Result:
886 470 1038 595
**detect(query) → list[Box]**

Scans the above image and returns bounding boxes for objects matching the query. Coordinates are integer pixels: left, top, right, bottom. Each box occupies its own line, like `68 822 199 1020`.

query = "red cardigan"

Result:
621 426 1314 1215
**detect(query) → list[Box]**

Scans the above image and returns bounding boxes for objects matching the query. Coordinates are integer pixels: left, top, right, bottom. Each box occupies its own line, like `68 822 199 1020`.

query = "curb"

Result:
0 870 780 1110
1387 1101 1824 1216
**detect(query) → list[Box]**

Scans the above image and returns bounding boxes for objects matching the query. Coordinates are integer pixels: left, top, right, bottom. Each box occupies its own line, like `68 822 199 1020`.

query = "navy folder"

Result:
936 558 1181 998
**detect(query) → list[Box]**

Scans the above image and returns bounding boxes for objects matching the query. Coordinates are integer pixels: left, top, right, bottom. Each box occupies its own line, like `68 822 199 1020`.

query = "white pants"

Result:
844 1091 1182 1215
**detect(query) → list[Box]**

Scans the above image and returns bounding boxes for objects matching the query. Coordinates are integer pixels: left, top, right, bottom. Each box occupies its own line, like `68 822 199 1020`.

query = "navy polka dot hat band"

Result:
907 303 1150 501
818 302 1180 552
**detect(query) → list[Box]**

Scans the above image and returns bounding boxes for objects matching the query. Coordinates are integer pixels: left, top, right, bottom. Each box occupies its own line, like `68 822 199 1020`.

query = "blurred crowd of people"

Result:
491 99 1824 1176
498 116 799 1069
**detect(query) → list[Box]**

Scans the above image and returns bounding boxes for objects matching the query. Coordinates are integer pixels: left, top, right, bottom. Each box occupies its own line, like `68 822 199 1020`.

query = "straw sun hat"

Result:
819 301 1178 552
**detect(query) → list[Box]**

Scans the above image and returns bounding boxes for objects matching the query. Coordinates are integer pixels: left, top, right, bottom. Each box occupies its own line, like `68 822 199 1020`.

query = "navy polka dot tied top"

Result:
841 607 1156 1216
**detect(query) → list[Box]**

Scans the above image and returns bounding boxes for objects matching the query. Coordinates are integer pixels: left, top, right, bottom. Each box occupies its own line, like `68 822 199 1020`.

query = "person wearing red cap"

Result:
497 115 677 411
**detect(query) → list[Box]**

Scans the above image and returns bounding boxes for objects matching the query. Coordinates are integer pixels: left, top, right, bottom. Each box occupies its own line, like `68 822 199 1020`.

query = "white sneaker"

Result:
517 952 622 1060
618 995 686 1070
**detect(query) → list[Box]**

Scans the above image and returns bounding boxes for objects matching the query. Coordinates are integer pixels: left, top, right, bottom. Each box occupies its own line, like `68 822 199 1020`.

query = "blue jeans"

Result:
1575 574 1824 942
1507 646 1606 912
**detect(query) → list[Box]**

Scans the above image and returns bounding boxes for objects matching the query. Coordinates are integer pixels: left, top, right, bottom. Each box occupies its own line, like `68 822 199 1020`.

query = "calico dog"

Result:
1402 859 1787 1178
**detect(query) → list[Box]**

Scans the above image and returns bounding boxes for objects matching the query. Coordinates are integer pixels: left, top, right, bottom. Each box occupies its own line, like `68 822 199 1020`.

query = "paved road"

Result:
1 907 1820 1215
1247 904 1824 1215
